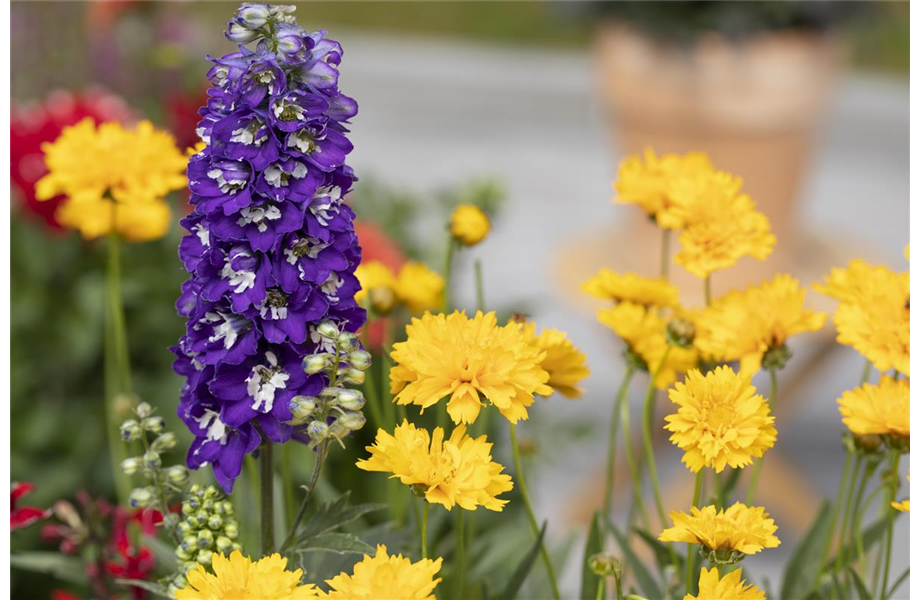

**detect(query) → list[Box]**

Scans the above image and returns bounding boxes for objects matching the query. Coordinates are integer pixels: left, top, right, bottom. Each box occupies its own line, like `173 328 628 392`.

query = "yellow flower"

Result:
355 261 399 312
597 302 698 389
815 260 909 377
35 118 186 242
518 322 590 399
674 193 775 279
396 262 445 313
613 149 714 223
891 500 920 512
838 376 909 439
450 204 490 246
323 545 442 599
176 551 318 599
694 275 826 375
664 366 776 472
659 502 780 556
685 567 765 600
582 268 679 308
390 311 550 424
357 420 513 511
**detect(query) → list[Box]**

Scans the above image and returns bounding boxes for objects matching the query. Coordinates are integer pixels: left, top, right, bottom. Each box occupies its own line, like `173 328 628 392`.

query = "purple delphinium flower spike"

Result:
175 3 366 493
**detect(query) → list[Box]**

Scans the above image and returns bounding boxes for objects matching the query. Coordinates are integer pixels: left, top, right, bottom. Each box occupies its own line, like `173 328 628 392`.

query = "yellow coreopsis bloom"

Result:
664 366 776 472
176 551 318 599
685 567 766 600
838 376 909 439
598 302 698 389
659 502 780 556
582 268 679 308
518 322 590 399
390 311 550 423
323 545 442 600
614 149 714 224
357 420 513 511
450 204 490 246
815 260 909 377
694 274 826 375
35 118 186 242
396 262 445 313
355 261 399 313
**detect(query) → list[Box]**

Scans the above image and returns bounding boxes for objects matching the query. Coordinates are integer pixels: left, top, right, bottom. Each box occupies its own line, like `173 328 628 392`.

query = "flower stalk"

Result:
604 367 635 517
260 442 275 555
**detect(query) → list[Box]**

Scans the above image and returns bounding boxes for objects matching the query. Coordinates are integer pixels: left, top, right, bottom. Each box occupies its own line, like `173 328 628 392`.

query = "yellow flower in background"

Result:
450 204 490 246
35 118 186 242
518 321 590 399
390 311 550 424
323 545 442 600
694 274 826 375
355 261 400 313
685 568 766 600
582 268 679 308
176 551 318 599
614 149 714 223
838 376 909 439
665 366 776 472
892 472 910 513
657 168 744 231
674 194 775 279
597 302 698 389
815 260 909 377
396 262 445 313
357 421 513 511
659 503 780 556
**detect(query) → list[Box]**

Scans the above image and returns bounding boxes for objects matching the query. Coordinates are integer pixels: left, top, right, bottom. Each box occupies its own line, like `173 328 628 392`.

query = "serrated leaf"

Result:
10 551 85 585
116 579 173 599
780 501 832 600
497 521 546 600
297 491 385 543
291 531 374 555
579 511 604 600
606 519 662 599
633 528 680 573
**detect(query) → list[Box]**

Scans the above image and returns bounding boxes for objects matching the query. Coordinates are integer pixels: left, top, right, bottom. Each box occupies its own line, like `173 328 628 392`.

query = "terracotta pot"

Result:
592 23 844 298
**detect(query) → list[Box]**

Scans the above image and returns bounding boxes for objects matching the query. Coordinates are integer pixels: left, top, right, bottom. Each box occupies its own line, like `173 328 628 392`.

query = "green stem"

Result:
421 501 430 559
836 454 863 589
474 259 485 311
641 349 671 526
814 451 853 595
855 482 885 576
442 237 456 312
745 369 777 504
281 443 295 528
381 323 396 428
604 368 635 517
621 387 651 530
510 423 561 600
359 327 385 428
880 451 900 600
280 441 329 552
260 442 275 555
660 228 671 281
595 577 605 600
860 358 873 385
105 231 133 505
455 509 466 598
704 275 712 306
685 471 703 594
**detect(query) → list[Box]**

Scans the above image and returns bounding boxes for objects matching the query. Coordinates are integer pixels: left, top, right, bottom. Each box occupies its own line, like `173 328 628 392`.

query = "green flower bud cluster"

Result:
294 320 372 449
167 484 242 595
119 402 188 528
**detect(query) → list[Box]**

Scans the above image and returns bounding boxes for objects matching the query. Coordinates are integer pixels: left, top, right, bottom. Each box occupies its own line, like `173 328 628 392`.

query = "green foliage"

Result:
116 579 173 599
288 492 385 555
578 511 604 600
781 501 833 600
10 552 85 585
497 521 546 600
607 520 662 600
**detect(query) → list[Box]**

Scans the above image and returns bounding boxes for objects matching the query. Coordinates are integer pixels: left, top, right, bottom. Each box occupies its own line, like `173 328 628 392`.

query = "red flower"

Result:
10 88 134 229
51 591 80 600
11 482 48 531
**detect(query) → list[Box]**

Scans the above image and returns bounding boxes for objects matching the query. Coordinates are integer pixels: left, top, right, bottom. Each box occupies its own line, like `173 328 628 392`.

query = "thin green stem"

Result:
359 328 385 428
704 275 712 306
641 349 671 527
280 441 329 552
880 451 900 599
621 389 651 530
421 501 430 559
814 451 853 595
745 369 778 504
260 442 275 555
855 484 885 576
474 259 485 311
510 423 561 600
860 359 873 385
595 577 605 600
281 443 295 527
604 368 635 517
105 231 133 505
835 454 863 589
442 237 456 312
660 228 671 281
685 471 703 594
381 323 396 428
455 509 466 598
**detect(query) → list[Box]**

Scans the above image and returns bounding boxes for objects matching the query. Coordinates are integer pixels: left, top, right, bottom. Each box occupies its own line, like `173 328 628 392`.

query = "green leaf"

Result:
847 567 872 600
10 551 85 585
116 579 173 599
721 468 743 499
633 528 680 573
497 521 547 600
291 531 375 555
297 491 385 543
144 535 179 572
780 501 833 600
578 511 604 600
606 519 662 599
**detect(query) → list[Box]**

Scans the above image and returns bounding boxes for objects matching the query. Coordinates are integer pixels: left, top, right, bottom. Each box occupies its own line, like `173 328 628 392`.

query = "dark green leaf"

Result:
847 567 872 600
297 491 385 543
721 468 743 500
579 511 604 600
887 567 910 598
780 501 832 600
633 528 680 572
116 579 173 599
606 519 662 599
10 551 85 585
497 521 546 600
291 531 374 555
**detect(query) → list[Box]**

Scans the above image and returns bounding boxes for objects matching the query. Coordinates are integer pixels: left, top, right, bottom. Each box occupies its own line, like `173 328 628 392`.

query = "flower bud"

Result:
316 320 339 340
337 411 366 431
216 535 234 553
347 350 372 371
320 386 342 399
342 368 366 385
120 420 142 442
151 432 177 452
302 354 329 375
237 3 271 28
223 522 239 539
143 450 162 470
700 546 746 566
666 318 695 349
226 21 261 43
307 420 329 440
121 457 143 476
175 546 193 562
135 402 154 419
884 434 910 454
197 529 214 548
166 465 190 486
336 389 365 411
762 343 792 372
143 416 166 433
207 514 223 530
196 549 213 566
177 521 193 536
589 553 622 578
338 331 359 351
288 396 318 425
129 488 153 508
181 535 198 553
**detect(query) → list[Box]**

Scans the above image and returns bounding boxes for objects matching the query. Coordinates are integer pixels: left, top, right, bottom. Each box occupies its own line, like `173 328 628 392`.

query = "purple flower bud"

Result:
226 21 261 44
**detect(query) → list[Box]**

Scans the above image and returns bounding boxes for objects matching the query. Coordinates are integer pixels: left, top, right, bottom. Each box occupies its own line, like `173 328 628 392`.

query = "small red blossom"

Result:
11 482 48 531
